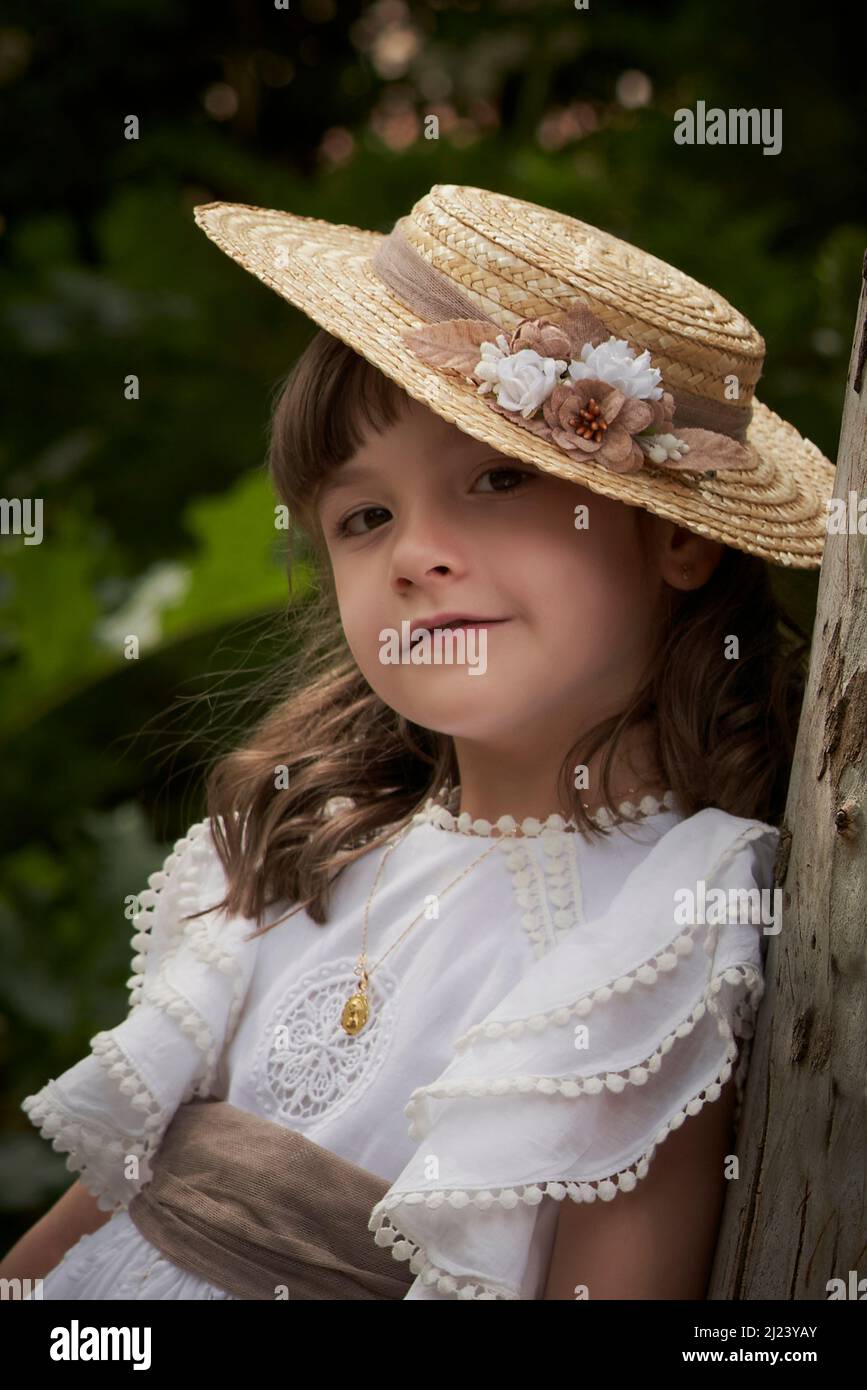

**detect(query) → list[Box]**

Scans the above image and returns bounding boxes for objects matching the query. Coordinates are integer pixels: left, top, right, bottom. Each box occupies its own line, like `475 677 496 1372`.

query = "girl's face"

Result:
316 396 678 755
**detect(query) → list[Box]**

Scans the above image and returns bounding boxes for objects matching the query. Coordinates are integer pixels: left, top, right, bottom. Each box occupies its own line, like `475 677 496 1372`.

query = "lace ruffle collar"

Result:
412 786 677 837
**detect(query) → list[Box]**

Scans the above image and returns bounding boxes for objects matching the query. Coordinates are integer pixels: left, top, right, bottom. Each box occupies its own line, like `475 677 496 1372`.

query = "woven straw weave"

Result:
194 184 837 569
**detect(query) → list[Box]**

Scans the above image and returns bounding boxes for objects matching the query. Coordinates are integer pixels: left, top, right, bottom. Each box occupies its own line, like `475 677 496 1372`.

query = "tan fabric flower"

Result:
507 316 574 361
644 391 676 433
541 379 655 474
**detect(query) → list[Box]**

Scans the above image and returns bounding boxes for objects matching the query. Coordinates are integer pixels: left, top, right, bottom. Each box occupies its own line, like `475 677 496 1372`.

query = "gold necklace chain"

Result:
340 821 504 1035
339 780 667 1036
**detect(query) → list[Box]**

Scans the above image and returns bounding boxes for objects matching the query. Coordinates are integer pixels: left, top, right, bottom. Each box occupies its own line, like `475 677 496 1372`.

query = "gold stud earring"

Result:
680 563 692 583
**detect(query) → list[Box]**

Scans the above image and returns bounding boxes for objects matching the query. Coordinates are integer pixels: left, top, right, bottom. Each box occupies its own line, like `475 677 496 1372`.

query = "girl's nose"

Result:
388 508 470 581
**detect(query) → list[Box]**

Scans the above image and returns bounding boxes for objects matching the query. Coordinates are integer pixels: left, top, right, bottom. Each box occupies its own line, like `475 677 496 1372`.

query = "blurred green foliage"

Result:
0 0 862 1246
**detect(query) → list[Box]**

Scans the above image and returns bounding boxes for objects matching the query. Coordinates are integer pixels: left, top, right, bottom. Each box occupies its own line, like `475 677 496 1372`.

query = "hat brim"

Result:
193 200 837 570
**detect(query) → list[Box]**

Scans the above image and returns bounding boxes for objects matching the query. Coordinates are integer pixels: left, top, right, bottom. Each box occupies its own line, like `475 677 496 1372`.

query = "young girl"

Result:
5 185 835 1300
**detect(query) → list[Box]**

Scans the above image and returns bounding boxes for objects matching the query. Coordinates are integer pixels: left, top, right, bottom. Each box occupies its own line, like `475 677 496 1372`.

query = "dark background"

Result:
0 0 863 1246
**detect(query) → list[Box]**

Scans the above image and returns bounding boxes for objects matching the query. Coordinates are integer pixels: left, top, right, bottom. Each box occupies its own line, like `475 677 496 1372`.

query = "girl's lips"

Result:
410 619 509 640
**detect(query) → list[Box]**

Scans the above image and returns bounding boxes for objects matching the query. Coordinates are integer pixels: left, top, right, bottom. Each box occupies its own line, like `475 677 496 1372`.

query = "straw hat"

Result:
193 183 836 569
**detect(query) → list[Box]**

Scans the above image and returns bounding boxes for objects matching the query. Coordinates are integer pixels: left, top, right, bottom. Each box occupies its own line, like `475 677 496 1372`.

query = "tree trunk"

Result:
709 251 867 1300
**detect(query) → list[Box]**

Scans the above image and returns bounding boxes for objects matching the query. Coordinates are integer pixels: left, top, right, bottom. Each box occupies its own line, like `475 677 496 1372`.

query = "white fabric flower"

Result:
473 339 567 419
568 336 663 400
636 431 690 463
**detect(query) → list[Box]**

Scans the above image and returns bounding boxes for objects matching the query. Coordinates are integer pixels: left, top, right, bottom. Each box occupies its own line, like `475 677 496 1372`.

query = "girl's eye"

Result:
331 466 534 539
472 465 534 495
332 506 391 539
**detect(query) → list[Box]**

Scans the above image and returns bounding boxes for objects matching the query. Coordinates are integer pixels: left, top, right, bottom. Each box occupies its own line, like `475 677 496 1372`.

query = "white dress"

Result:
22 790 779 1300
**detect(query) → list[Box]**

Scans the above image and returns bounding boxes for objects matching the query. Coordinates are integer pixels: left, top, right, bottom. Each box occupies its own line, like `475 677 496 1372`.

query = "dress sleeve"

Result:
366 809 780 1299
20 818 260 1213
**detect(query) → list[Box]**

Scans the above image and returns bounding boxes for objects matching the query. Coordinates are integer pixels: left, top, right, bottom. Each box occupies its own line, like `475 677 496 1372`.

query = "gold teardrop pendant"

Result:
341 991 369 1035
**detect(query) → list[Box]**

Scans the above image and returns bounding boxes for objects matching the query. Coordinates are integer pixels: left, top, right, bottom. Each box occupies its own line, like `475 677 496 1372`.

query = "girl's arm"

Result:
0 1178 115 1283
542 1077 738 1299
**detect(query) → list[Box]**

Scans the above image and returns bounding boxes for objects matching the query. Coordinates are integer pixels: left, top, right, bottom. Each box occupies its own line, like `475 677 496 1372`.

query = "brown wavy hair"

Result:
199 327 810 935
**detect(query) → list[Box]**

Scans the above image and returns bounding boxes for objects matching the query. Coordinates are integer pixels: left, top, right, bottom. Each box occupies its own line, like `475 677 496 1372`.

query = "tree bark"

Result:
709 250 867 1300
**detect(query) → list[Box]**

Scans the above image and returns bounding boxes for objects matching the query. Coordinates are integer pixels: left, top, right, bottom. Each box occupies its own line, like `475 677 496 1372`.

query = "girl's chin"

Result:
395 695 524 737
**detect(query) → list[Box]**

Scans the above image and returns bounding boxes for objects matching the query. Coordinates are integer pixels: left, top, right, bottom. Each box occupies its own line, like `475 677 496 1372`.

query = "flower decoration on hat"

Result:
401 306 753 477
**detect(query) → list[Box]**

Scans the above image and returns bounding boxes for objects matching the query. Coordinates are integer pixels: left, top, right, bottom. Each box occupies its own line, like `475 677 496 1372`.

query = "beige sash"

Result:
127 1098 415 1300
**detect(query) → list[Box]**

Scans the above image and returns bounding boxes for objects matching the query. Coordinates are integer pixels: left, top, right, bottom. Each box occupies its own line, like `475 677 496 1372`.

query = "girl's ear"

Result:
667 530 725 591
645 514 725 591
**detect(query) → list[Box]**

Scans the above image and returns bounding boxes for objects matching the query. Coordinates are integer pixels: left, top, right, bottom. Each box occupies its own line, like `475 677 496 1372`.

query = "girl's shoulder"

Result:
593 802 781 976
452 802 781 1053
652 801 780 878
21 817 263 1213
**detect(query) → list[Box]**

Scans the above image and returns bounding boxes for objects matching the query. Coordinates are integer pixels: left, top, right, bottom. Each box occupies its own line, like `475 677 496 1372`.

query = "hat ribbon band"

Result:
371 221 752 444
